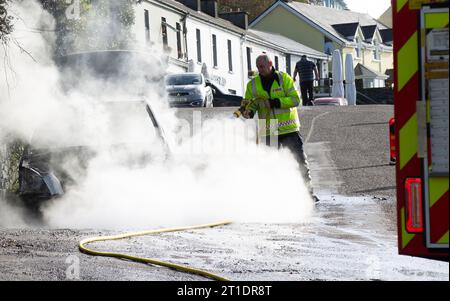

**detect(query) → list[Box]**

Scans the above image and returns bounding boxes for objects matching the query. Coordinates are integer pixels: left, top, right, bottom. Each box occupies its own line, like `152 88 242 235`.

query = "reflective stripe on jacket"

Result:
244 70 301 137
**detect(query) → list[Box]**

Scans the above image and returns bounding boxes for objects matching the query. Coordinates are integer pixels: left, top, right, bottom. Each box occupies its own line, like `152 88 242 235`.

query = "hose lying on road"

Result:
79 220 232 281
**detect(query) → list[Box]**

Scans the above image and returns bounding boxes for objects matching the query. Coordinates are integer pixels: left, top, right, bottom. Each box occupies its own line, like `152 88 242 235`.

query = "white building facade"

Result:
132 0 329 97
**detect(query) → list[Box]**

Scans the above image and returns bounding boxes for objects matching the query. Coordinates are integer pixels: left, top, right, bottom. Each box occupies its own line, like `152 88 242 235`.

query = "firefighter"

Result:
242 54 319 202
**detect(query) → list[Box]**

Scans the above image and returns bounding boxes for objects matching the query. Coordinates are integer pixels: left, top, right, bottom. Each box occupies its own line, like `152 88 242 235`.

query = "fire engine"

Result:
393 0 449 259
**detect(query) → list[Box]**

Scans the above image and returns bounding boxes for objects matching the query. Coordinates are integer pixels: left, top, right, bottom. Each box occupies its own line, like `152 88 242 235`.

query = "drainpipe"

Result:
240 33 247 96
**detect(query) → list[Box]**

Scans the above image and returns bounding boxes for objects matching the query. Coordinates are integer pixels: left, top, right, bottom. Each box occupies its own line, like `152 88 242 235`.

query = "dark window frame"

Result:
196 29 202 63
212 34 218 67
246 47 252 72
144 10 150 44
227 39 233 72
161 17 168 50
286 54 291 75
176 22 182 59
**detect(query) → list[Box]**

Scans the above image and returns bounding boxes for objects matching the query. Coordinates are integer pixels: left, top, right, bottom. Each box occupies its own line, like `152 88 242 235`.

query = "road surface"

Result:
0 105 448 281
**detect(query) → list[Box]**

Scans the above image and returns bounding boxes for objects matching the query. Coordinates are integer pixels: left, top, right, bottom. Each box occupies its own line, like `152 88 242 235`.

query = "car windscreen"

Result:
29 101 158 150
165 74 202 86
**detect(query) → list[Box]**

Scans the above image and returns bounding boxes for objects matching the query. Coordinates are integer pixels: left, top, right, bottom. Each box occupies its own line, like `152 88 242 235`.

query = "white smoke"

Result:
1 0 313 229
0 192 28 228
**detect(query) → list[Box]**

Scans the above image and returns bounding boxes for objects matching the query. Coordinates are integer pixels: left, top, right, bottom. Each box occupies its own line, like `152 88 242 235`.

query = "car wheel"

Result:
20 195 44 220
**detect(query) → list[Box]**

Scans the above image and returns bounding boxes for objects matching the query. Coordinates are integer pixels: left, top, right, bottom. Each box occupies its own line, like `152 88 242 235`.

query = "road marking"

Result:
305 111 331 144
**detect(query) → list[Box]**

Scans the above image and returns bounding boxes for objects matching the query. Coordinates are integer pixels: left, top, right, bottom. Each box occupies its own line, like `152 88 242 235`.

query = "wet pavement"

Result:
0 105 448 281
0 194 447 281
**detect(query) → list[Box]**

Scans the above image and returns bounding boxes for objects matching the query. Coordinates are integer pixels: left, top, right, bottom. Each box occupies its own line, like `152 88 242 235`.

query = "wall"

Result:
133 2 185 62
251 5 394 78
252 6 327 53
186 18 244 95
357 87 393 104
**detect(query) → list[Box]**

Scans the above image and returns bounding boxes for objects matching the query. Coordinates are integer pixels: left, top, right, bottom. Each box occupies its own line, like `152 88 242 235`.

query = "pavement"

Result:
0 105 448 281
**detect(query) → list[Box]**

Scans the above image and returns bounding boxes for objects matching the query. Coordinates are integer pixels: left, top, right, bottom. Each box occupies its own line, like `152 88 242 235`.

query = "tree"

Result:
40 0 141 56
219 0 347 22
0 0 13 44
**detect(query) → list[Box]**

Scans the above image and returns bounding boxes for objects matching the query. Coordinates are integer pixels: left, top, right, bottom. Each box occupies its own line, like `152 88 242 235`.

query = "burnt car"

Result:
18 100 170 210
206 80 242 107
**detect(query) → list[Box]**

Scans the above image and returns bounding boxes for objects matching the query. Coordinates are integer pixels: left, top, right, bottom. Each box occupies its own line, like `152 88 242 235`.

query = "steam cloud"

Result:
1 0 313 229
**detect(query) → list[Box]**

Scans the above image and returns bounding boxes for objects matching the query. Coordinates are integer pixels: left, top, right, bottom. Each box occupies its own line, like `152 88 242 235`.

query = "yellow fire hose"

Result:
79 220 232 281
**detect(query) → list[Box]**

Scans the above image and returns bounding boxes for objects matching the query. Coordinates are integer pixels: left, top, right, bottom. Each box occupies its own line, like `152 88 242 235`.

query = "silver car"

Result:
165 73 213 108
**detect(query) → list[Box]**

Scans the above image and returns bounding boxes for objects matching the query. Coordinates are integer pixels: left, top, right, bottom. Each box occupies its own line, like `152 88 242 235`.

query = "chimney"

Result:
176 0 201 11
219 11 249 30
200 0 218 18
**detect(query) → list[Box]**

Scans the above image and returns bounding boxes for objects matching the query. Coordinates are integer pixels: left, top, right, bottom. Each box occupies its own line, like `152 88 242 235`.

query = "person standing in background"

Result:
293 55 319 106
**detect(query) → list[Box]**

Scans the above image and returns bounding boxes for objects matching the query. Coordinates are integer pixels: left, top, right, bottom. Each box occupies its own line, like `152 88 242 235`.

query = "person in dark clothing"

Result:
293 55 319 106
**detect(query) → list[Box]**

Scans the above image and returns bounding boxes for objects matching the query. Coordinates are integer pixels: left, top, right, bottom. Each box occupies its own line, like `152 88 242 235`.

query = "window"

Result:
324 36 333 55
246 47 252 72
373 40 381 60
227 39 233 72
144 10 150 44
212 34 218 67
176 22 182 59
161 17 168 50
286 54 291 75
274 56 279 70
196 29 202 63
166 74 203 86
355 37 362 58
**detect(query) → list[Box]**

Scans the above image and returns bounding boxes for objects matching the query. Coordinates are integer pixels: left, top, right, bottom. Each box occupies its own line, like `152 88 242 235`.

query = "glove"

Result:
268 98 281 109
242 110 255 119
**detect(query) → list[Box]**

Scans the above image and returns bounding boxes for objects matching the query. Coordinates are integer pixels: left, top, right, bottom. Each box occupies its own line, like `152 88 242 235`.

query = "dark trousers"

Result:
300 80 314 106
266 132 313 194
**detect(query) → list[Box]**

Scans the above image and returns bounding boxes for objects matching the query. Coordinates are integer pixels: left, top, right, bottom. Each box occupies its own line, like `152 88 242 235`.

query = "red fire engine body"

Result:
393 0 449 259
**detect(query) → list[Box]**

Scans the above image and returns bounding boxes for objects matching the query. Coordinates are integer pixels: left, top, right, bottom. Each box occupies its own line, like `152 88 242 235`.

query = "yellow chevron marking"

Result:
397 33 419 92
401 207 416 248
410 0 448 9
399 114 418 170
429 177 449 207
425 12 449 29
397 0 409 12
438 231 449 244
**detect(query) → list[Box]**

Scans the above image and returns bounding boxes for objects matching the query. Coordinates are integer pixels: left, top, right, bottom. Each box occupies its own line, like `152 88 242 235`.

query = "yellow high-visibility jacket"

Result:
244 70 301 137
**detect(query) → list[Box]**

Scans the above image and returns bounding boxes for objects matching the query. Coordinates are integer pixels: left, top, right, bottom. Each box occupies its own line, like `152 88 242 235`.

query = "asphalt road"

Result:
0 105 448 281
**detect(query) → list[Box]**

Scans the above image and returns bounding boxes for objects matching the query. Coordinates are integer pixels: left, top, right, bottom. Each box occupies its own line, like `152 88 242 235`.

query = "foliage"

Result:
40 0 141 55
0 140 24 193
0 0 13 43
219 0 347 22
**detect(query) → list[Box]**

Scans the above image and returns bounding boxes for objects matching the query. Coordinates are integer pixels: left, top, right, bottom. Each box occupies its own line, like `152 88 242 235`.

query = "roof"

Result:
248 29 329 59
154 0 247 35
354 63 389 79
361 25 377 42
251 1 388 45
149 0 328 57
379 29 393 45
332 23 359 40
378 7 392 28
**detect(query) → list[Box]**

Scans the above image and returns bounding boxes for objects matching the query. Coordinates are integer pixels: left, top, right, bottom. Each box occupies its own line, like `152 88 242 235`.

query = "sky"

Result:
345 0 391 19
